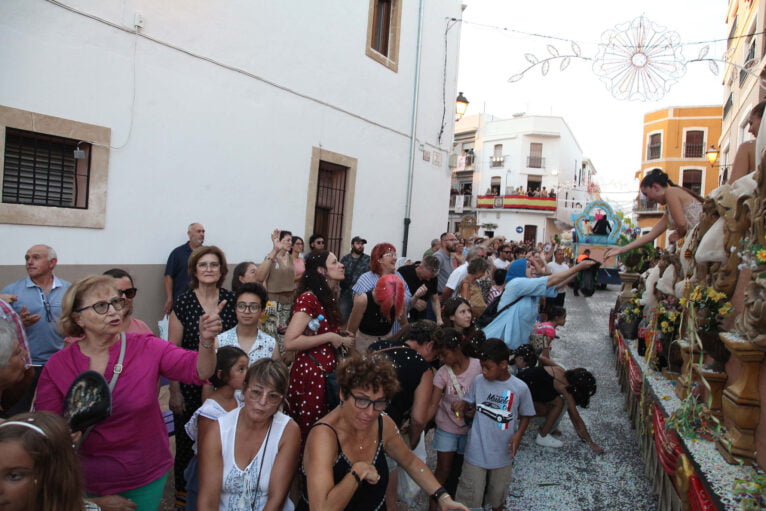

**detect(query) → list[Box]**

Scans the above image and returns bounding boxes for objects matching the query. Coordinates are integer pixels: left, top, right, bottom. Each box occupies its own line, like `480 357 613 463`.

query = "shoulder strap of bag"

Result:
493 294 526 317
81 332 126 445
445 366 465 399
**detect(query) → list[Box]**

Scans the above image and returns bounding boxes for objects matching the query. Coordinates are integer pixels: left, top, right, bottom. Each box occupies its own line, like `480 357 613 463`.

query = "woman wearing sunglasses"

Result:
34 274 222 510
299 353 468 511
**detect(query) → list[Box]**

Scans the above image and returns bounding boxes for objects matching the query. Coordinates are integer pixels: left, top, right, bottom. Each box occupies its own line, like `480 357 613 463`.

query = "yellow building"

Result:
634 106 722 248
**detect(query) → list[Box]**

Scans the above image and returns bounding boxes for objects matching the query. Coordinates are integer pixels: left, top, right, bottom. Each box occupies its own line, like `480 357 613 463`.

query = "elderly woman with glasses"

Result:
34 274 223 510
198 358 300 511
298 353 468 511
216 282 278 365
168 245 238 506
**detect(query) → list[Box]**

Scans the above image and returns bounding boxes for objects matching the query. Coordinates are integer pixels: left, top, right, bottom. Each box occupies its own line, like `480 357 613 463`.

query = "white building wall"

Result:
0 0 462 264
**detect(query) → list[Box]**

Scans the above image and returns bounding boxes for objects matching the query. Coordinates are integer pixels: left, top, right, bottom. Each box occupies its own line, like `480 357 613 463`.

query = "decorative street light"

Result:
705 144 719 165
456 92 469 119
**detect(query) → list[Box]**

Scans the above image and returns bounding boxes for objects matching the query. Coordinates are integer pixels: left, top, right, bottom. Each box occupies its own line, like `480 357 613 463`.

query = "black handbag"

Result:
306 351 341 411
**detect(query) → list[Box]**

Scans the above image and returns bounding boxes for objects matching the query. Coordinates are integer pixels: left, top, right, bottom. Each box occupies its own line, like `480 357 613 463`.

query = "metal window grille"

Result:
314 162 347 255
2 128 90 208
723 94 733 119
682 169 703 196
683 131 704 158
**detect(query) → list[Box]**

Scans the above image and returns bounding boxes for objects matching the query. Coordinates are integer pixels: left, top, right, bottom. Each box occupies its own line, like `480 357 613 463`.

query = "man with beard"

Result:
434 232 458 296
339 236 370 321
397 255 441 324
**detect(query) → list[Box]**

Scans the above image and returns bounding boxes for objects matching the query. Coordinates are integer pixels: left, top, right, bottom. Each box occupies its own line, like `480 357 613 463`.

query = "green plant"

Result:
620 294 643 323
616 233 656 273
681 285 733 333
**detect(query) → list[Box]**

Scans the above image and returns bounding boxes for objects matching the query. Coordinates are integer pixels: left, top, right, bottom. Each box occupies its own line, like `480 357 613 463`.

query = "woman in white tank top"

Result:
198 359 301 511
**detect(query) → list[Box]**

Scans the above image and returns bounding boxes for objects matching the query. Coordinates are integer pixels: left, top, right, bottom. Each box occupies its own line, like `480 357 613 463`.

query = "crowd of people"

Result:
0 219 609 511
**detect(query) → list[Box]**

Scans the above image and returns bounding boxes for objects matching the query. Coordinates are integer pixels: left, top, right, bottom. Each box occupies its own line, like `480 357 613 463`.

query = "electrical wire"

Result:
43 0 418 147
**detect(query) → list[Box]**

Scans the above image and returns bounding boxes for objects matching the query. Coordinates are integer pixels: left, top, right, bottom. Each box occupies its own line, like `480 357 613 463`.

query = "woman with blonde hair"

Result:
35 274 221 510
347 274 407 353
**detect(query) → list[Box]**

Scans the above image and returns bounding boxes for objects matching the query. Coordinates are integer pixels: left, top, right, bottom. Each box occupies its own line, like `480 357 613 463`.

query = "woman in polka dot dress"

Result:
284 251 355 443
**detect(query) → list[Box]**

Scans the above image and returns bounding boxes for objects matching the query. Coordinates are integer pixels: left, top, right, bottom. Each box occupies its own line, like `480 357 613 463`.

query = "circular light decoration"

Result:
592 16 686 101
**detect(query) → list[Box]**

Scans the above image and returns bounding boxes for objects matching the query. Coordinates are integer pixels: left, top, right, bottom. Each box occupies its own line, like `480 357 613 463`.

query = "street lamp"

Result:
456 92 469 120
705 144 719 164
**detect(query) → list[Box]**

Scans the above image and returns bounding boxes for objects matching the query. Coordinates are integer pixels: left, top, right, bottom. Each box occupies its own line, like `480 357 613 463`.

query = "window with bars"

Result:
313 161 347 256
527 142 544 168
2 128 90 209
683 130 704 158
647 133 661 160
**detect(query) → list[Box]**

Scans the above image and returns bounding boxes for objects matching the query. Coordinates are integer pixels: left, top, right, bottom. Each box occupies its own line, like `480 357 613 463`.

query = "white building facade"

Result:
450 113 598 244
0 0 464 321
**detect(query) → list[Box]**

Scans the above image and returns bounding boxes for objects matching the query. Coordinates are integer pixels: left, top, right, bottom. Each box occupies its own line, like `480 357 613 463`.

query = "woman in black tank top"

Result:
299 354 469 511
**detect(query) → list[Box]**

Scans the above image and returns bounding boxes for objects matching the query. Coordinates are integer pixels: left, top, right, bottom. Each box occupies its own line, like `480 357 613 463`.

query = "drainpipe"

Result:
402 0 425 257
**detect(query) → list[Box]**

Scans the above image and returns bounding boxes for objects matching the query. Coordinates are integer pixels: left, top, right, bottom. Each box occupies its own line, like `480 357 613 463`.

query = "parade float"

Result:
611 165 766 509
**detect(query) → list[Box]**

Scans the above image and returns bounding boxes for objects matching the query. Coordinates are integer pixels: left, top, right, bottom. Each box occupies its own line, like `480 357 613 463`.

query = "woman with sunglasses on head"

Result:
34 274 222 510
168 246 238 507
216 282 278 365
198 358 300 511
299 353 468 511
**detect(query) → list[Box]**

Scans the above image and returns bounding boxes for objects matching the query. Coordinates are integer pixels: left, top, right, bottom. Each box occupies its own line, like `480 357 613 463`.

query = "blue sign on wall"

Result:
516 226 523 233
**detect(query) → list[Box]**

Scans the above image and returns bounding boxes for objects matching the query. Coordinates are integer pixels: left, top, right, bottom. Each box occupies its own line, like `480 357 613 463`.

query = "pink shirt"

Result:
34 333 206 495
534 321 556 339
433 357 482 434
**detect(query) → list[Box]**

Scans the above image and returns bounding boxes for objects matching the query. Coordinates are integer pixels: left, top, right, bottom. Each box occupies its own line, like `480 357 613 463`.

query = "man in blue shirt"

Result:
163 222 205 314
2 244 71 407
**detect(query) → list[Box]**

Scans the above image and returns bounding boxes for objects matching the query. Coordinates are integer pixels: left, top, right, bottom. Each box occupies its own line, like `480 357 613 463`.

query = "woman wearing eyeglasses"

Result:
299 354 468 511
198 358 300 511
34 274 222 510
168 245 238 507
216 282 278 365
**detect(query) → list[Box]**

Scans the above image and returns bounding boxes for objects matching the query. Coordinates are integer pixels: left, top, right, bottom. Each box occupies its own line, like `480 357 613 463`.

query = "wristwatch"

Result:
430 486 448 501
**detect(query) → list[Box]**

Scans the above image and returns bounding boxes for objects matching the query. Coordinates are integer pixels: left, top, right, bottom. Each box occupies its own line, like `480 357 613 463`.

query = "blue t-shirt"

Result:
463 374 535 469
1 276 70 365
164 242 193 300
482 276 558 350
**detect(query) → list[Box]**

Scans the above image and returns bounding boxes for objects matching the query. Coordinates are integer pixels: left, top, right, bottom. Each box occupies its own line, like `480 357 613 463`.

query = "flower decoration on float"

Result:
684 285 733 334
620 295 643 323
738 237 766 279
733 472 766 511
655 296 682 337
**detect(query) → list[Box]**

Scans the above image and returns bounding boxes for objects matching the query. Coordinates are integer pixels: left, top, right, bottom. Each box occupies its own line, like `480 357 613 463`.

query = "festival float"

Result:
611 165 766 509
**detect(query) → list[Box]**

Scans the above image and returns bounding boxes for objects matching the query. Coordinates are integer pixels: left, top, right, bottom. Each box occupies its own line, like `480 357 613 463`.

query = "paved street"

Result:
503 285 657 511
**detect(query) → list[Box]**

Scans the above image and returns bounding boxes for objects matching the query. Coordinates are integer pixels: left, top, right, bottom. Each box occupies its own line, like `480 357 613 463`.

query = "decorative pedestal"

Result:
716 332 765 464
675 341 700 401
618 272 641 303
693 365 728 419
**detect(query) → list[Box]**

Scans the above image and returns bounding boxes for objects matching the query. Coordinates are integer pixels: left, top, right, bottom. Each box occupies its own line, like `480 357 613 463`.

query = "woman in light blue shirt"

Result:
482 257 595 350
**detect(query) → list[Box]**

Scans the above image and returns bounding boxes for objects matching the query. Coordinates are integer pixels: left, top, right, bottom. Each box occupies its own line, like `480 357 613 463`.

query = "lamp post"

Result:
456 92 469 120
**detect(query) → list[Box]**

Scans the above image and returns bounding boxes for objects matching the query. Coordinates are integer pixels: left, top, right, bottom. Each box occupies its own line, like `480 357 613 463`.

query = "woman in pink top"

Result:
63 269 152 345
426 327 482 505
34 275 221 510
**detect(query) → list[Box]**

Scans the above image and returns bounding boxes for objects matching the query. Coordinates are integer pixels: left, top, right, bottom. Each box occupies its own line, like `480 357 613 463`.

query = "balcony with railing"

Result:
449 194 476 209
527 156 545 168
683 142 704 158
477 194 556 213
633 198 663 214
489 156 504 168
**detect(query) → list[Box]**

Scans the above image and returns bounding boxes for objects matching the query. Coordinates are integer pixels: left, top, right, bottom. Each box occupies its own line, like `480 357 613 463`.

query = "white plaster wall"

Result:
0 0 462 264
477 210 549 243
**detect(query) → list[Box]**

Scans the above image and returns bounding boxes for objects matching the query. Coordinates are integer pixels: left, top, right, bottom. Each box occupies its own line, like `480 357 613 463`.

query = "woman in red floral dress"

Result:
284 251 355 442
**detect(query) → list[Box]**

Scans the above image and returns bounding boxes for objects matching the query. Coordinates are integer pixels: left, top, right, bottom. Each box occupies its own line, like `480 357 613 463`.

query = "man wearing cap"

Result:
339 236 370 322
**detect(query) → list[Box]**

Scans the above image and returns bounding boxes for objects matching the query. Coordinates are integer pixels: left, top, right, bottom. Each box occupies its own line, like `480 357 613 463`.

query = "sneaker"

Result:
536 433 563 448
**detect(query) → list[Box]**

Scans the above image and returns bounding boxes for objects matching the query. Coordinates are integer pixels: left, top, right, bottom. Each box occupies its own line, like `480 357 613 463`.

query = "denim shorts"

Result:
432 428 467 454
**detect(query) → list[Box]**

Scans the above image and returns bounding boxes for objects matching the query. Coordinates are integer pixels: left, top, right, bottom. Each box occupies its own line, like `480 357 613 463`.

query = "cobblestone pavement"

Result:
502 286 657 511
162 286 657 511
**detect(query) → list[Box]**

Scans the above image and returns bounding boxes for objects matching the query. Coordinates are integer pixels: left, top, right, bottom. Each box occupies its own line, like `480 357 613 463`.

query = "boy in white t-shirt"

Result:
454 338 535 511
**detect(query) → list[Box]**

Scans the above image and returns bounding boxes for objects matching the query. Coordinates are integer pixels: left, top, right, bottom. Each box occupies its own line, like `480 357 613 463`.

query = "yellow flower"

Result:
719 305 732 315
757 249 766 263
679 298 687 307
661 321 669 329
633 308 641 314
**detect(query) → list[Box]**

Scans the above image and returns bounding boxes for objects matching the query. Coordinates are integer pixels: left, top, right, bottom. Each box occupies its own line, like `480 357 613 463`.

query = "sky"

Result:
456 0 728 212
